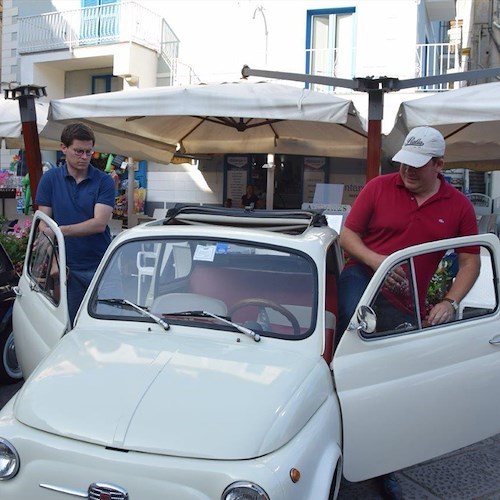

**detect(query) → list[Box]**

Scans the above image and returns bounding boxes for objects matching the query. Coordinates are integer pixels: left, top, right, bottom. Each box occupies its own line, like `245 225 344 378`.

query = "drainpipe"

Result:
4 85 47 212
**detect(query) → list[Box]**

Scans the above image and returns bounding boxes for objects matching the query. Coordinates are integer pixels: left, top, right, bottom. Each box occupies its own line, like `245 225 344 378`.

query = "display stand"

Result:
0 188 16 217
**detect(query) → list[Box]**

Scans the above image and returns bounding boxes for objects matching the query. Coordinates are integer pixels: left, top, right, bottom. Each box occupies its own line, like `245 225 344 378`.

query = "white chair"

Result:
466 193 493 216
458 252 496 319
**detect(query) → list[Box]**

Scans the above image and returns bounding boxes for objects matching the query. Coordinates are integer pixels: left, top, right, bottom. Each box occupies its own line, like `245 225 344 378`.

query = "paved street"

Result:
1 380 499 499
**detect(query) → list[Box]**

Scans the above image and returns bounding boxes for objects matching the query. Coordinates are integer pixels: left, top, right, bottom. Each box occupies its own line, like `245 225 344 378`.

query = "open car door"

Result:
334 233 500 482
13 211 69 378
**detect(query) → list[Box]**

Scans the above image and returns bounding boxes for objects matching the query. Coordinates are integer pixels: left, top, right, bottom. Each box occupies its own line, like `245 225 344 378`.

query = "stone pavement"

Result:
1 381 500 499
338 433 500 499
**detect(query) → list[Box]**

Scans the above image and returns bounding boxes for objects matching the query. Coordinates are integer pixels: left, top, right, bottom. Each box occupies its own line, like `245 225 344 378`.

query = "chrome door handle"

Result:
12 286 21 297
489 335 500 345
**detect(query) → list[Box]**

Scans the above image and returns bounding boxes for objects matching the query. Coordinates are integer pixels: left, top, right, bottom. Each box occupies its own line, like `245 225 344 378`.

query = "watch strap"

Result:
443 297 459 311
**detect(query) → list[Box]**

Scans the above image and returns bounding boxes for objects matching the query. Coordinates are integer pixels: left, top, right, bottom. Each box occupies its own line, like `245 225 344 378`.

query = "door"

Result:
334 233 500 481
306 8 355 91
13 211 69 378
80 0 120 44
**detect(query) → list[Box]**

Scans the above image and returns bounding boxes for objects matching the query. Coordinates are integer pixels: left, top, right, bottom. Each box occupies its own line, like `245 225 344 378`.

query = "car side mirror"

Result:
356 305 377 334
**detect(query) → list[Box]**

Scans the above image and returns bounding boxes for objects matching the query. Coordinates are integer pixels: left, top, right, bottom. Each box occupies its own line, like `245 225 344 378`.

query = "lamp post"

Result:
253 6 268 66
4 85 47 212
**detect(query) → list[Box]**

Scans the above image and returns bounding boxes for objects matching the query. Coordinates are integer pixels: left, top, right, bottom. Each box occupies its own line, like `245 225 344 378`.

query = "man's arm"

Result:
339 226 387 271
426 252 480 325
58 203 113 237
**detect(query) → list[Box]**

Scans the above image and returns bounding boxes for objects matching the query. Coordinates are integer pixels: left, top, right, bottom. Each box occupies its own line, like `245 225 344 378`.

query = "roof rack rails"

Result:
161 205 328 233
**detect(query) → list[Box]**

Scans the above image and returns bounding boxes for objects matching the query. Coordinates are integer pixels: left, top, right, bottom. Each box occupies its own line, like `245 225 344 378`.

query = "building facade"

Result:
1 0 498 216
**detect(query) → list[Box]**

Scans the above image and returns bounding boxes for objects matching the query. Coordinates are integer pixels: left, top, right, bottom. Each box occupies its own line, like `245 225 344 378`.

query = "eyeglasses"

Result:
71 148 94 157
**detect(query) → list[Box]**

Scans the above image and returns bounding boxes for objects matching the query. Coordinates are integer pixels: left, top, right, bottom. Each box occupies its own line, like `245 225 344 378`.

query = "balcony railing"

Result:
18 1 179 62
416 42 463 91
305 43 462 92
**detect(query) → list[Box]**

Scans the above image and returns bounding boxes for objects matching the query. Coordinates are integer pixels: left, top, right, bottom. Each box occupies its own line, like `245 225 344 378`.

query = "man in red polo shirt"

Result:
337 126 480 499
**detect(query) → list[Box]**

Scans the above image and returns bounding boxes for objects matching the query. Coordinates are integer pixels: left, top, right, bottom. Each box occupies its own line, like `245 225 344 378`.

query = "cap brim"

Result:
392 149 432 168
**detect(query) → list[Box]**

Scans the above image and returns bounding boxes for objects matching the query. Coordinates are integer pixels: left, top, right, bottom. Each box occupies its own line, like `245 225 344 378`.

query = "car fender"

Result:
306 395 342 500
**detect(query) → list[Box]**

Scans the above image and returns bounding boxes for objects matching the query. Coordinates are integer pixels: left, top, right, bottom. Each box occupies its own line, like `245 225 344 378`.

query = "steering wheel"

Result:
228 298 301 335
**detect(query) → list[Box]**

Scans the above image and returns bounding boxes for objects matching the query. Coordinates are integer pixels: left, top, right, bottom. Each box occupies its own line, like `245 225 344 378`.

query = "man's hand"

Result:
426 300 456 326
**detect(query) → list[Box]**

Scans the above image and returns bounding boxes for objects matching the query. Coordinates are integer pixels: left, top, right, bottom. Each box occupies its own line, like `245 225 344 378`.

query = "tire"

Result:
0 324 23 385
328 459 342 500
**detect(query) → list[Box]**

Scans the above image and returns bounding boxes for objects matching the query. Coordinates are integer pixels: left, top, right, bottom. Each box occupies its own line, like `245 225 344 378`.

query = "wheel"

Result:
228 298 301 335
0 324 23 385
328 458 342 500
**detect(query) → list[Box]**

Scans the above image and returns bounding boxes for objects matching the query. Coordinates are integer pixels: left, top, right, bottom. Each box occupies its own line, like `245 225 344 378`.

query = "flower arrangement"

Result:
0 218 31 273
425 255 455 314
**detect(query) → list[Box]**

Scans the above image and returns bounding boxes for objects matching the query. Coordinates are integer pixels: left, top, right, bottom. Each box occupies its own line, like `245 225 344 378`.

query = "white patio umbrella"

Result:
41 81 368 163
0 98 60 150
383 82 500 167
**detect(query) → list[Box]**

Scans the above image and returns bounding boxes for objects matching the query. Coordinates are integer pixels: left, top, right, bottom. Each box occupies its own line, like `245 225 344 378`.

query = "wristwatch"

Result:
443 297 459 312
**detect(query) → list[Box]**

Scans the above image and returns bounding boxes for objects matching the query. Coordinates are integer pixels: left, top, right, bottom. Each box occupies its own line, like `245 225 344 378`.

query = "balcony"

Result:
416 42 463 91
305 43 462 92
18 1 179 75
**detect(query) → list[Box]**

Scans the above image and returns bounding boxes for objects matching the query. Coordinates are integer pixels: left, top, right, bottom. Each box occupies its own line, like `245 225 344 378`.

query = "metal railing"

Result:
18 1 179 61
305 43 462 92
416 42 463 91
305 47 347 91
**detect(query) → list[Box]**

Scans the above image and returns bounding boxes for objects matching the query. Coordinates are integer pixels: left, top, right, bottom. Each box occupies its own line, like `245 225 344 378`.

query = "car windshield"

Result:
90 238 317 339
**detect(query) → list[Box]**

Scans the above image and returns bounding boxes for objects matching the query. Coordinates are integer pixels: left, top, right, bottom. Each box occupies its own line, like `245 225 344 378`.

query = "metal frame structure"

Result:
241 65 500 180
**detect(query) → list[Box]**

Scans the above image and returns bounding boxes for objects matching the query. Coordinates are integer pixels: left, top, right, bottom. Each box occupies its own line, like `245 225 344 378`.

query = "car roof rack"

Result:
158 204 328 234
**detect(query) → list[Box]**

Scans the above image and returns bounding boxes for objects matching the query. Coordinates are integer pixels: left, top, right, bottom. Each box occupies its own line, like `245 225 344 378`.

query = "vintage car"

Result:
0 206 499 500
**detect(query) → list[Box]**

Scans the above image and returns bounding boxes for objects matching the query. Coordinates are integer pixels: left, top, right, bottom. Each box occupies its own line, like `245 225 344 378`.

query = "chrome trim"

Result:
89 482 129 500
40 483 88 497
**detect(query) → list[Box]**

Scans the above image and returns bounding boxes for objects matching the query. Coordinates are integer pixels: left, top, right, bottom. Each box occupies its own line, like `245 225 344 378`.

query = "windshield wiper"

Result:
97 298 170 331
165 310 261 342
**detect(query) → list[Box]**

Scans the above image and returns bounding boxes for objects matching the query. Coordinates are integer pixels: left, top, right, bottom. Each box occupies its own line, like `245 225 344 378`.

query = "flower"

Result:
0 217 31 273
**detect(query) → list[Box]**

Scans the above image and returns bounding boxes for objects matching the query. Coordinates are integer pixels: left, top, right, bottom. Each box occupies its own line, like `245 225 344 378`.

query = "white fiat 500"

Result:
1 206 500 500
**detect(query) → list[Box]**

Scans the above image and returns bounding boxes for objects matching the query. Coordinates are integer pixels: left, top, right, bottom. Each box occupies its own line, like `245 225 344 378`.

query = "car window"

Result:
363 244 496 338
91 238 318 339
26 220 62 305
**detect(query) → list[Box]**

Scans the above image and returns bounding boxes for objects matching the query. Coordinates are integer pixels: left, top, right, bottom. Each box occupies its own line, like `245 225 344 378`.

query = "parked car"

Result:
0 241 22 385
0 206 499 499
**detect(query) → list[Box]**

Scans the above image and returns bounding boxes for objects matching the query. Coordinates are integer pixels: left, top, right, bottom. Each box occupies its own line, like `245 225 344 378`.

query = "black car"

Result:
0 242 21 384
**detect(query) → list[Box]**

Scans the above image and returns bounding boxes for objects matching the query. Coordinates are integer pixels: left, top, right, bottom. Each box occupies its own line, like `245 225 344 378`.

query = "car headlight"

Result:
0 438 19 480
221 481 270 500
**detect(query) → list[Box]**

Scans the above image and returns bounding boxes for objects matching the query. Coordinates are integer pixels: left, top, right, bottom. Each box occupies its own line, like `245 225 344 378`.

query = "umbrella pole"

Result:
366 90 383 181
127 157 138 228
4 85 47 213
366 119 381 181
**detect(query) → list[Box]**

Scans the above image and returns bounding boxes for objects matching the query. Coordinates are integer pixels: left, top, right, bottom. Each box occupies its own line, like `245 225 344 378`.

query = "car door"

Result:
333 233 500 482
13 211 69 378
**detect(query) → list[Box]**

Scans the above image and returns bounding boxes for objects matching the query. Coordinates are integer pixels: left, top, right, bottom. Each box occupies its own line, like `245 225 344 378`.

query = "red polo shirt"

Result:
344 172 478 311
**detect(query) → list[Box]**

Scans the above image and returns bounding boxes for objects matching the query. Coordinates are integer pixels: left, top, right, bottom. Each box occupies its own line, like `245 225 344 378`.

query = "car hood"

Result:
14 328 332 459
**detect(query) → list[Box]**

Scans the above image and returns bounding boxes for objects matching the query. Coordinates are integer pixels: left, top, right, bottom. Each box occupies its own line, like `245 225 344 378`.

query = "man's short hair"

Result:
61 122 95 147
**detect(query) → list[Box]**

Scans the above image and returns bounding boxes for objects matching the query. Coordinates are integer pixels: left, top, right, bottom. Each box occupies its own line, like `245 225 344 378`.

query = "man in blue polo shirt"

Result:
36 122 116 325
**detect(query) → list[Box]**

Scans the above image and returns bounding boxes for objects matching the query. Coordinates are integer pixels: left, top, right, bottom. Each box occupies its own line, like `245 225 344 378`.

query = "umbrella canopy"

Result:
0 98 60 150
42 81 368 164
383 82 500 166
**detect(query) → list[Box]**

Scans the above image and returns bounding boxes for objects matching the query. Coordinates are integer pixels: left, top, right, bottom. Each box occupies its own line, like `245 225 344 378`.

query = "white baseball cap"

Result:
392 126 445 168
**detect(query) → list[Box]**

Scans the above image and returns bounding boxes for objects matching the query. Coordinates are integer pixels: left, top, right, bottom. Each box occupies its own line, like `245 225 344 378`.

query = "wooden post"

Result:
4 85 47 212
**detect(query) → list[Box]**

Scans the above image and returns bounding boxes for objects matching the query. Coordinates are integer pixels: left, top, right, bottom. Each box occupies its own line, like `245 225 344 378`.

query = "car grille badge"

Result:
88 482 129 500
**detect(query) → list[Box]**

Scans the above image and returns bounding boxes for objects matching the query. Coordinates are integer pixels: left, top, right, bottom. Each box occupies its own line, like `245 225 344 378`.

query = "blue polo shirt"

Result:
36 164 116 271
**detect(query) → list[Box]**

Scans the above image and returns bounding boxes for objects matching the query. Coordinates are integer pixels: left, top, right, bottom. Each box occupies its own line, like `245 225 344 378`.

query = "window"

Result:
27 221 62 305
305 8 356 90
91 75 121 94
91 238 317 339
364 244 496 338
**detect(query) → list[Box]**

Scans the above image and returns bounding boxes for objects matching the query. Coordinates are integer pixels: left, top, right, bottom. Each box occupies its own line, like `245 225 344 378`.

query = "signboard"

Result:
225 156 250 204
302 157 327 203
